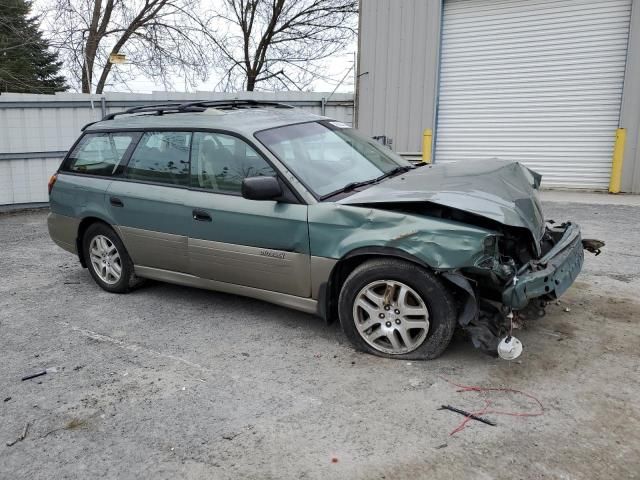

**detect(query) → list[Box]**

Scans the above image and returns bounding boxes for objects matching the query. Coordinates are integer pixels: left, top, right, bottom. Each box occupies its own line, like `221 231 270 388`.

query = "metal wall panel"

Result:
620 0 640 193
0 92 354 205
436 0 633 189
356 0 442 154
0 157 62 204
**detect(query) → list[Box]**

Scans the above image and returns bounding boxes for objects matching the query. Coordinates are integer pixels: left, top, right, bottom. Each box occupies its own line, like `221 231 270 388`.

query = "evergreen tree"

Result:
0 0 67 93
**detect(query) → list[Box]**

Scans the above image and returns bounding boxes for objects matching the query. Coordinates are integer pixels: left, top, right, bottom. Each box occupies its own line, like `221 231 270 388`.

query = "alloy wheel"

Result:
89 235 122 285
352 280 430 354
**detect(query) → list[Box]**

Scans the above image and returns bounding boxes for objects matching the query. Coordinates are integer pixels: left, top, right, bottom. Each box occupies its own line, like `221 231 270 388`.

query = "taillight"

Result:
48 173 58 195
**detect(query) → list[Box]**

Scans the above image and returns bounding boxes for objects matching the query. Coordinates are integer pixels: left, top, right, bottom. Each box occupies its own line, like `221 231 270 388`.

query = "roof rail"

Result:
99 99 294 122
101 102 197 121
177 99 294 111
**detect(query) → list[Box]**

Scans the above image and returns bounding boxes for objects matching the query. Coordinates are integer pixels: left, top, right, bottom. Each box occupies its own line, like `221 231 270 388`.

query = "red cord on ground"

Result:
437 375 544 436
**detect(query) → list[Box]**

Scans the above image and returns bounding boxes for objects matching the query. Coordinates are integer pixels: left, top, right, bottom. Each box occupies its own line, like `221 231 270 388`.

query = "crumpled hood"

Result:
338 159 545 241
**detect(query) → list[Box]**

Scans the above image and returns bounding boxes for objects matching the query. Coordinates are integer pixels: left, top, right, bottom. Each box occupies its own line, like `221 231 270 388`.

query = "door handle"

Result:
110 196 124 207
192 209 212 222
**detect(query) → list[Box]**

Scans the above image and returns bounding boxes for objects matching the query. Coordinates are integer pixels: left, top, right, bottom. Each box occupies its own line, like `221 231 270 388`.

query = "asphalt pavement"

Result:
1 193 638 479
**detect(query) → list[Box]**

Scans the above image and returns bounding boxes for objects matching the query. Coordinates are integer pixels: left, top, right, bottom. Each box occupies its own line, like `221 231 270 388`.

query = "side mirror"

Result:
241 176 282 201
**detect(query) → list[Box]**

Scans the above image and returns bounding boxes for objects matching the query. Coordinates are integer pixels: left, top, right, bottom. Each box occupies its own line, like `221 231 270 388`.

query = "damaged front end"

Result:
445 221 602 355
502 222 583 310
331 160 604 356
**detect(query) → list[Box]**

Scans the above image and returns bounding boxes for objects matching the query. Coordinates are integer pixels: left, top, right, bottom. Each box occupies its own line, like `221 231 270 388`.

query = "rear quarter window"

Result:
124 131 191 186
63 133 136 176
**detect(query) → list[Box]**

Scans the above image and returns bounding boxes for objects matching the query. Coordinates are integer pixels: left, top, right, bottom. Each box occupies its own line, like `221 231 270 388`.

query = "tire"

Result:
82 222 139 293
338 258 457 360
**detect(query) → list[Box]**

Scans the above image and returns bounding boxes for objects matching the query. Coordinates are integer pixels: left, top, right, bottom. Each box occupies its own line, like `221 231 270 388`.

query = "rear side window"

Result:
125 131 191 186
64 133 135 176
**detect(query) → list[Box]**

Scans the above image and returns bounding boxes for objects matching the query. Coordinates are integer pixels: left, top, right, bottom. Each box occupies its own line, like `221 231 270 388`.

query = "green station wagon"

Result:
48 100 597 360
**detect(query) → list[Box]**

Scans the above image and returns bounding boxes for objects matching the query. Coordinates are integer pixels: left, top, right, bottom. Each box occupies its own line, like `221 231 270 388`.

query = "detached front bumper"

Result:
502 223 584 309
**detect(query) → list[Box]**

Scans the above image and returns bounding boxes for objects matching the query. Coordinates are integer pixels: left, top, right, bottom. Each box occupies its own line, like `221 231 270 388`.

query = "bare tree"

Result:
211 0 357 91
44 0 214 93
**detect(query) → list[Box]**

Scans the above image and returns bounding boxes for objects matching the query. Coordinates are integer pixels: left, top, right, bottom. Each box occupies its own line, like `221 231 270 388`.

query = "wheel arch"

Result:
75 216 117 268
318 247 435 324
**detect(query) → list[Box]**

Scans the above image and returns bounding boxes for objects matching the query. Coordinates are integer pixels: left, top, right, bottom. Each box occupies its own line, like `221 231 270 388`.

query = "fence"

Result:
0 91 354 206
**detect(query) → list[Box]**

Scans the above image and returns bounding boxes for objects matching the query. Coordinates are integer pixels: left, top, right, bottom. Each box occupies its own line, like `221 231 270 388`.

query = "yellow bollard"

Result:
422 128 433 164
609 128 626 194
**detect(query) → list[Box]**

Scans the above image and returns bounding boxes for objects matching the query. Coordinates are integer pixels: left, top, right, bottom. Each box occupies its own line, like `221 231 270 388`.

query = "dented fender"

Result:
308 203 498 269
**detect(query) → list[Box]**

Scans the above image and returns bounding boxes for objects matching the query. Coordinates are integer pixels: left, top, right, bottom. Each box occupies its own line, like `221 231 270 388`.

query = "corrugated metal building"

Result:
356 0 640 193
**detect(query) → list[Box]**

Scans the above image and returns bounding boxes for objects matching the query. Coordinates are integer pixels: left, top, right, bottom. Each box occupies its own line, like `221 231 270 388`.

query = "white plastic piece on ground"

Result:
497 336 523 360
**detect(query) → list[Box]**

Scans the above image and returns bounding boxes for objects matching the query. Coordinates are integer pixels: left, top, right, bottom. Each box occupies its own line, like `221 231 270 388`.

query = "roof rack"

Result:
100 99 294 122
101 102 197 121
178 99 294 111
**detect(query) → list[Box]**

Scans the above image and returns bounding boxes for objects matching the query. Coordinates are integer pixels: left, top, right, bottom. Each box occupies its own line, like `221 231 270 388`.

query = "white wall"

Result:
0 157 62 205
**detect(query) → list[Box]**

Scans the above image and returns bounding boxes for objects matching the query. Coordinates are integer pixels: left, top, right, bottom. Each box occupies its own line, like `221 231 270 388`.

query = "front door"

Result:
185 131 310 297
107 131 192 273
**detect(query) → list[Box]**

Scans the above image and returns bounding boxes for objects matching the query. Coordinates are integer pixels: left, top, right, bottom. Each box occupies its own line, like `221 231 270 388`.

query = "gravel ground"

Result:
0 199 639 480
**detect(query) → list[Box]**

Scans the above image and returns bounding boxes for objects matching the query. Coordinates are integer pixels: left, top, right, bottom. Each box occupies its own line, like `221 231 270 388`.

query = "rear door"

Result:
106 131 192 273
184 131 311 297
51 132 139 248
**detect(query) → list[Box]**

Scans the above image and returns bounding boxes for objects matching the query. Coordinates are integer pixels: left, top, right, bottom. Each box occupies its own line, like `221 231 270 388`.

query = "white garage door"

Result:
435 0 632 189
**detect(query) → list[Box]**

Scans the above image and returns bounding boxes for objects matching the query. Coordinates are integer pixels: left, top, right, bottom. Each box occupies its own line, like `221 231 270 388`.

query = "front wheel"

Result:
338 258 457 360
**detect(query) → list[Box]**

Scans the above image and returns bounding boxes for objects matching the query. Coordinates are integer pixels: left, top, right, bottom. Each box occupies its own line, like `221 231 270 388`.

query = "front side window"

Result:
125 131 191 185
64 133 135 176
255 122 410 198
190 132 275 194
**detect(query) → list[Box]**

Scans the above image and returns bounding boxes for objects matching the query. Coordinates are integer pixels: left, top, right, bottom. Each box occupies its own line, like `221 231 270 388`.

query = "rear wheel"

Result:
338 258 457 360
82 223 138 293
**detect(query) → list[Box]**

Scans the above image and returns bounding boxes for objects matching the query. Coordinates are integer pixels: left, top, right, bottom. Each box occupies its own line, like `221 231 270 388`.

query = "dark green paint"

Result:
50 109 587 317
340 159 545 245
502 223 583 309
308 203 496 269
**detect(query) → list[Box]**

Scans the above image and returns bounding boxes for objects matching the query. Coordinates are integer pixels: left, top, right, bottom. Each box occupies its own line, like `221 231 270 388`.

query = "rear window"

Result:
64 133 135 176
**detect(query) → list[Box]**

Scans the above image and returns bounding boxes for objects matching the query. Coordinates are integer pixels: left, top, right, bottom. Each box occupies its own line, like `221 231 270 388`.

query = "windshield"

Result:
255 121 411 198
